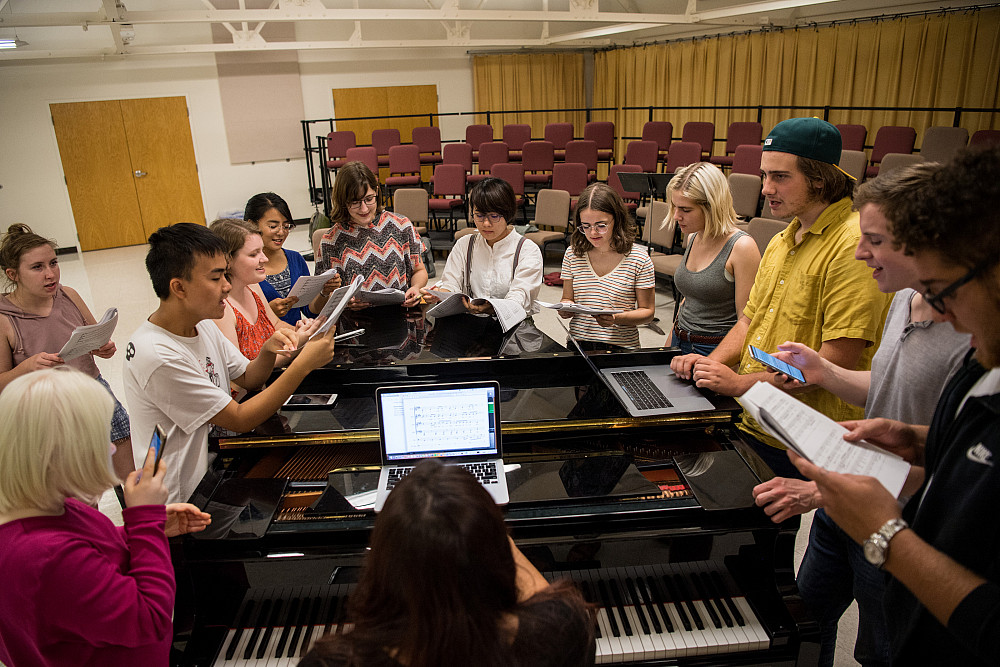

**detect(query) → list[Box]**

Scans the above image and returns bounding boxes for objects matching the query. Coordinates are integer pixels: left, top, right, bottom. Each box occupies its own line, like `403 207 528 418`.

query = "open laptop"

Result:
557 319 715 417
374 381 509 512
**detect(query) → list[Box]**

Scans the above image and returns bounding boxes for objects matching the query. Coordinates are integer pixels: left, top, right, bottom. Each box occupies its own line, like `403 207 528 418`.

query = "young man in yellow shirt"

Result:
671 117 891 479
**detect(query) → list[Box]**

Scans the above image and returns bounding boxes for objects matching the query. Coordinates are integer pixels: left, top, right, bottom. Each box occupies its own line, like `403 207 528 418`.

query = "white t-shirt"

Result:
124 320 249 504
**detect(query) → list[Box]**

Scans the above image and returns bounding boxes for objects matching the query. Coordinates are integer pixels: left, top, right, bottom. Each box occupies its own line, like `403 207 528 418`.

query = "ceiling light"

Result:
0 38 28 49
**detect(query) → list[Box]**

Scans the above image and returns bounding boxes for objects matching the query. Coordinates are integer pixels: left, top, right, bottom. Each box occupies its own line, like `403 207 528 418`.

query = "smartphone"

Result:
748 345 807 383
333 328 365 342
139 424 166 479
282 393 339 409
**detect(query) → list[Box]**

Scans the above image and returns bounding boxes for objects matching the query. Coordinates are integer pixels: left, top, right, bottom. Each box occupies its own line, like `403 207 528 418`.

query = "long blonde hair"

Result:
665 162 739 240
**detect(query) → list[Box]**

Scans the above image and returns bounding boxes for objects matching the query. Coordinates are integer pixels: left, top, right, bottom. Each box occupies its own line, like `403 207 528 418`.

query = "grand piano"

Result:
173 307 820 666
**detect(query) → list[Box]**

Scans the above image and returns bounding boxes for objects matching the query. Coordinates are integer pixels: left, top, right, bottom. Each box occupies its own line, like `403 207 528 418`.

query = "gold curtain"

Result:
594 8 1000 158
472 52 586 141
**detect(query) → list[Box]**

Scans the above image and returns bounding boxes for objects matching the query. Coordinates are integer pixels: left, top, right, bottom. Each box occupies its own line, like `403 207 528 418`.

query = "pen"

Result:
333 328 365 342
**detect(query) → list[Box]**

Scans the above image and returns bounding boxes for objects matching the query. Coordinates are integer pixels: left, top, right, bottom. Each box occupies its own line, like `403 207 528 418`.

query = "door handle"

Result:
134 170 148 178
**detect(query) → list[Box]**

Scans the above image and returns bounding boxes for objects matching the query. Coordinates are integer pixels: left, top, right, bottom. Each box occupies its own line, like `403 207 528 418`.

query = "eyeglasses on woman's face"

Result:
578 222 609 233
266 222 295 232
472 211 504 224
348 193 378 211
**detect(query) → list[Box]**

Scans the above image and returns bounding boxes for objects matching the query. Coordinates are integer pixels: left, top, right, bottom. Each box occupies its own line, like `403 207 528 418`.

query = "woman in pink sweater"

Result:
0 368 211 667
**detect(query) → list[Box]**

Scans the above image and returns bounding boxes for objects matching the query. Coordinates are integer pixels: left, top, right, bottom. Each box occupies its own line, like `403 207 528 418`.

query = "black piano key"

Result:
597 579 621 638
224 597 256 661
299 596 324 656
662 575 692 632
579 580 603 639
634 576 662 634
256 596 285 659
334 591 350 634
324 594 339 634
606 578 634 637
644 576 674 634
691 572 723 629
274 596 300 658
243 598 272 660
698 572 733 628
287 594 313 657
624 577 651 635
672 574 705 631
711 571 745 627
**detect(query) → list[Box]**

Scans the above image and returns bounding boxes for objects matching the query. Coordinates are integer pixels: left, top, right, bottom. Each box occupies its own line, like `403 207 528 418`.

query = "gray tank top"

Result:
674 230 747 336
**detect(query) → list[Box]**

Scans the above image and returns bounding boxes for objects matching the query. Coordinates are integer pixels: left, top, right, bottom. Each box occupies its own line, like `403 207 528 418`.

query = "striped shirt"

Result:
560 245 654 349
316 210 424 290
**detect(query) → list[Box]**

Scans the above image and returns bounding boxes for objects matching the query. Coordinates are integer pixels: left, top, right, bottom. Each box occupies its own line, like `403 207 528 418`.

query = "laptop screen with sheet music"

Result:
378 383 500 463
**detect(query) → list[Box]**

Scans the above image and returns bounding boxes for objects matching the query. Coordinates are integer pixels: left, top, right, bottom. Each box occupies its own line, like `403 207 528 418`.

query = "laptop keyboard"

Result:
611 370 674 411
386 462 499 490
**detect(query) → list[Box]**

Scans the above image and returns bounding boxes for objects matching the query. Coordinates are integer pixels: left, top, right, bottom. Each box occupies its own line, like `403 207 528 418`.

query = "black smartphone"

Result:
748 345 807 383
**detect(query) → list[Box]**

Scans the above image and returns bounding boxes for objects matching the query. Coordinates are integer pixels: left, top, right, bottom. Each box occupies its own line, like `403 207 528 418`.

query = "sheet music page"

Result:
738 381 909 497
311 275 363 338
426 292 471 318
356 288 405 306
483 298 526 332
538 300 624 316
286 268 338 305
58 307 118 361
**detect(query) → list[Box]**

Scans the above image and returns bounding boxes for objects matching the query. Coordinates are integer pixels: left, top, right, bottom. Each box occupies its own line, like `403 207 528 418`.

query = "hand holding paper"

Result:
310 275 364 338
58 307 118 361
537 300 624 316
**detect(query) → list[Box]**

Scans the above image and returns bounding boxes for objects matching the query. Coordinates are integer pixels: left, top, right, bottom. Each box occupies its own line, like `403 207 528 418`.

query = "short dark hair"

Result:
895 145 1000 271
853 162 940 249
331 161 382 228
468 177 517 223
797 155 854 204
145 223 227 299
244 192 295 229
571 182 634 255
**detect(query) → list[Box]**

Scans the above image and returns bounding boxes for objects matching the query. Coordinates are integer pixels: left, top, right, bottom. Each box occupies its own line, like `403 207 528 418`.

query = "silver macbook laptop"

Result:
374 381 509 512
558 319 715 417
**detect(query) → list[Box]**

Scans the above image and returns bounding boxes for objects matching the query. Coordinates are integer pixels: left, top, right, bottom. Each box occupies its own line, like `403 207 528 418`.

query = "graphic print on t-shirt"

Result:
204 357 220 388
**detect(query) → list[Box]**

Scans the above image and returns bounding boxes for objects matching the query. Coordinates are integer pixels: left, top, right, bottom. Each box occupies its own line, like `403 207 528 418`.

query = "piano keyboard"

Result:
213 583 354 666
548 562 771 664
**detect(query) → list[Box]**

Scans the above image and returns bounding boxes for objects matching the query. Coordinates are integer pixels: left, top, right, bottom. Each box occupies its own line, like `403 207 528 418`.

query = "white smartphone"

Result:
282 393 338 409
748 345 807 383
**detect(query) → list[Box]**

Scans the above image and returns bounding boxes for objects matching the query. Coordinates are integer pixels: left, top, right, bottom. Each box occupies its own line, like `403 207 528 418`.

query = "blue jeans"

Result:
797 509 891 667
671 327 720 356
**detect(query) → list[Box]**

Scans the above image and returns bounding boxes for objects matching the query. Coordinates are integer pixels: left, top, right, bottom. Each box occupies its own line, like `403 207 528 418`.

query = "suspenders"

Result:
463 232 527 297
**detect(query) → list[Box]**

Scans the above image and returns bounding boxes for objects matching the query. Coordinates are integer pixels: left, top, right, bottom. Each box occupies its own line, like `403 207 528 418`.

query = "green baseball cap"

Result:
763 117 843 165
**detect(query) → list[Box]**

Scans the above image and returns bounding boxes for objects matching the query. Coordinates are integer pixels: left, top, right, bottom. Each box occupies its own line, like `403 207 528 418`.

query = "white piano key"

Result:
733 596 771 651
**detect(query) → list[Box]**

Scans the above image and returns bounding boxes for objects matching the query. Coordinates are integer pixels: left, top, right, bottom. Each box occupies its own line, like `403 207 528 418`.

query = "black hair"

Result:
145 223 227 299
244 192 295 228
468 177 517 224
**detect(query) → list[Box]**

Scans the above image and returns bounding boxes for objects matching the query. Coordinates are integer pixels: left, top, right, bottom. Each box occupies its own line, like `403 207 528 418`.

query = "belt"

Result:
674 326 725 345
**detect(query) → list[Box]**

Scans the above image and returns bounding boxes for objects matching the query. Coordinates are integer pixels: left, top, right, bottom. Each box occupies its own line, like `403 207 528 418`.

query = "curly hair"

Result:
570 182 635 256
893 145 1000 271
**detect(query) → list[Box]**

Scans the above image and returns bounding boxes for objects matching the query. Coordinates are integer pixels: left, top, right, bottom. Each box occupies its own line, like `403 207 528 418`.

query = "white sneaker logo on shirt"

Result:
966 443 993 467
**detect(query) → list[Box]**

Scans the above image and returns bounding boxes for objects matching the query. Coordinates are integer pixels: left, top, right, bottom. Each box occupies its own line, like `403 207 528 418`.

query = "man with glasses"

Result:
791 146 1000 665
671 117 891 480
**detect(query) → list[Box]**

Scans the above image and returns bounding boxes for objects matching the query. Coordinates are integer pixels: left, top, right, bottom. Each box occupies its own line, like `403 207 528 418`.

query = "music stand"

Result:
648 173 674 199
615 172 655 200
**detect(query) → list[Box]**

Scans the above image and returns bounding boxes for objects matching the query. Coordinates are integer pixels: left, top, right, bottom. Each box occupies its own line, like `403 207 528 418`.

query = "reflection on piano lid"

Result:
189 476 288 540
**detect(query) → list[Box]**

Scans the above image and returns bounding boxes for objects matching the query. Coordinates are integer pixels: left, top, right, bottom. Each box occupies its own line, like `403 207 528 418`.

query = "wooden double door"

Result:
51 96 205 251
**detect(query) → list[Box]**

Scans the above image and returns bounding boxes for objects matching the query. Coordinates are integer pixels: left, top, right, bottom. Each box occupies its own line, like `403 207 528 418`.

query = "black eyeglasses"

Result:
923 257 993 314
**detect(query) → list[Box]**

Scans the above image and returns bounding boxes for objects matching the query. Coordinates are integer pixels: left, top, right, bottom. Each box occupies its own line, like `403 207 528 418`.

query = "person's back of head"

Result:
303 459 518 667
145 223 227 300
0 368 117 514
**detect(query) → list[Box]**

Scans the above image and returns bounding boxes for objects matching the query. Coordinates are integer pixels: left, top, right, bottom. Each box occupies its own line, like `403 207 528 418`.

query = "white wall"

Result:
0 48 474 250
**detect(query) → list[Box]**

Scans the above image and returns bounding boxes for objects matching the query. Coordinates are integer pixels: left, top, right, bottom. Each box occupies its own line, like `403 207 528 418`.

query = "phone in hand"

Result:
137 424 166 480
748 345 807 383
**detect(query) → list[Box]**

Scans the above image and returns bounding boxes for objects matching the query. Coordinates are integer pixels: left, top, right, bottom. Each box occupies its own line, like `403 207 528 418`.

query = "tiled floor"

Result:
81 227 858 666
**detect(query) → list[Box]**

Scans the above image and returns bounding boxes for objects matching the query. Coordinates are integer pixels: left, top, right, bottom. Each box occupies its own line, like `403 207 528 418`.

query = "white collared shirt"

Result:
436 228 543 315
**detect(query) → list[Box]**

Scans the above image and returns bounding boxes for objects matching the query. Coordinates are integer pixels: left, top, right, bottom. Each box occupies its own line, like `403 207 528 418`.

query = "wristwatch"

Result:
863 518 909 568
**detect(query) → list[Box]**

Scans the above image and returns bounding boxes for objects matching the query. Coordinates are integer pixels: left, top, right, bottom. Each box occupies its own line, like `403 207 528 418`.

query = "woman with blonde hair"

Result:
0 368 210 667
666 162 761 355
